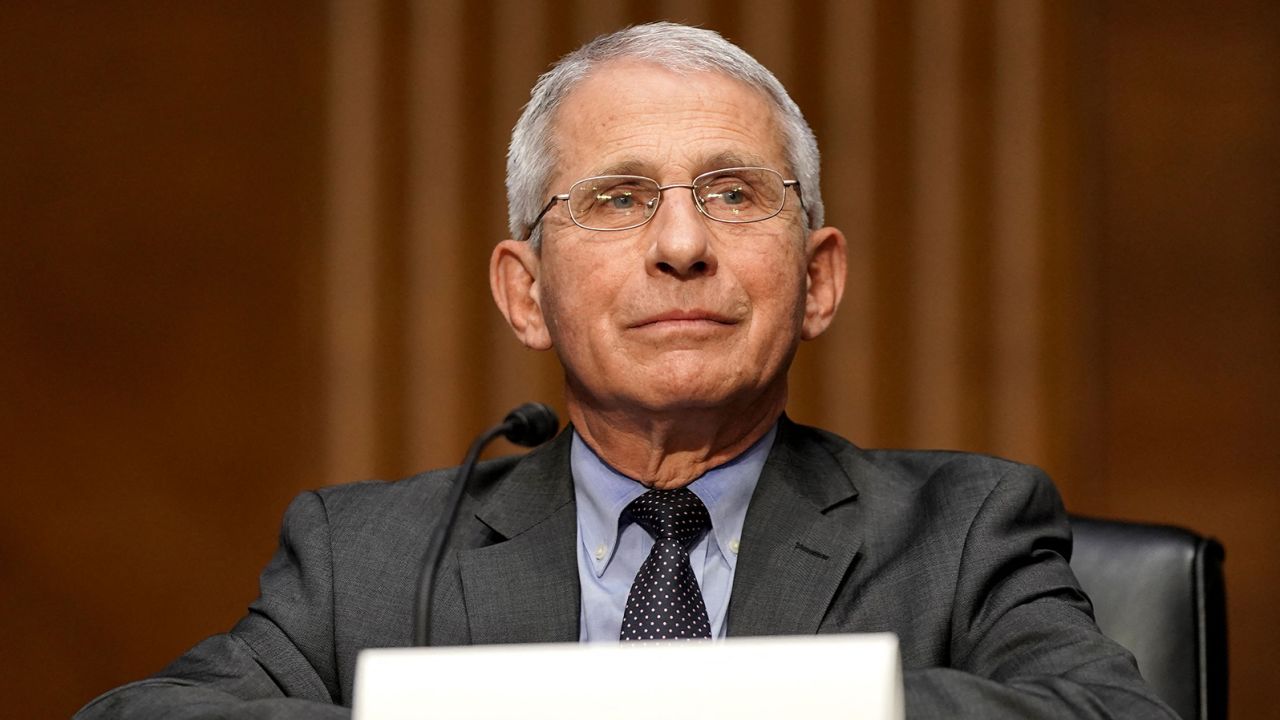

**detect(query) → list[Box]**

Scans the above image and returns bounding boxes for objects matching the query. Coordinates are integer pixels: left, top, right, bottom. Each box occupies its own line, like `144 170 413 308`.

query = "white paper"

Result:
354 633 904 720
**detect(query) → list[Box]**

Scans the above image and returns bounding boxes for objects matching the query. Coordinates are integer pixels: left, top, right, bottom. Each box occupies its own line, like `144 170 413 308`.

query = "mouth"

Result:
629 309 738 329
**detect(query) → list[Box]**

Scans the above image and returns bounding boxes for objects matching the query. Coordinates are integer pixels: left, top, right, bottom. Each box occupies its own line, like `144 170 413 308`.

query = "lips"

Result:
629 309 738 328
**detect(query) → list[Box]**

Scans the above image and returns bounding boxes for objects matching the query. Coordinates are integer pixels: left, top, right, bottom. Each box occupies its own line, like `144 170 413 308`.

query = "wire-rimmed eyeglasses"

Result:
520 166 804 242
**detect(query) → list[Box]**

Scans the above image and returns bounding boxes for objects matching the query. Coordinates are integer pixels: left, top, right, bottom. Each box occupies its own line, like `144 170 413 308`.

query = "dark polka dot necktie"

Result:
619 488 712 641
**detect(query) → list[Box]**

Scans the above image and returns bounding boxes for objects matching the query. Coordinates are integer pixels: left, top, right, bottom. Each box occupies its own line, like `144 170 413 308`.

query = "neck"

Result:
565 385 787 490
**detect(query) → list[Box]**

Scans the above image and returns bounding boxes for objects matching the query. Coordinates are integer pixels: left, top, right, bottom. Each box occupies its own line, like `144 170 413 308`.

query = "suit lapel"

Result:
458 430 581 644
727 418 863 636
448 419 866 642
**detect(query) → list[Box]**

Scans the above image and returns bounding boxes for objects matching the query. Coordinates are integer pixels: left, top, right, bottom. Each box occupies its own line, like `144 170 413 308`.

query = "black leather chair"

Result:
1068 515 1227 720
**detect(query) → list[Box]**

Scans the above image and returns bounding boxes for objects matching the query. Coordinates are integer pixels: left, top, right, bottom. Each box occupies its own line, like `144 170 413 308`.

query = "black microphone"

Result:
499 402 560 448
412 402 560 646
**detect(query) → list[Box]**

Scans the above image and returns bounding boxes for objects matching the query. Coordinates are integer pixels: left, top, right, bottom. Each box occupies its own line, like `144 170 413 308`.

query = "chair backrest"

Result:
1068 515 1227 720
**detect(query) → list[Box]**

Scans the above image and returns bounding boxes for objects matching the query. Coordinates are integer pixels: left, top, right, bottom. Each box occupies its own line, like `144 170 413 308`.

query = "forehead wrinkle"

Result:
551 64 789 187
583 143 780 184
698 150 774 173
598 147 775 176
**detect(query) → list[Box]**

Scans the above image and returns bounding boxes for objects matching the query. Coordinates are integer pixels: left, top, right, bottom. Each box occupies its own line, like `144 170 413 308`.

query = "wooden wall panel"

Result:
325 0 384 485
906 0 967 449
989 0 1049 465
1092 2 1280 716
4 2 1276 717
403 0 470 470
0 3 328 717
814 0 878 439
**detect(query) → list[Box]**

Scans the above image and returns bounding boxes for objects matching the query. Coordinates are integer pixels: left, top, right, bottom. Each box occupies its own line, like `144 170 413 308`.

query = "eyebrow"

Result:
588 151 777 181
592 159 651 178
700 150 772 173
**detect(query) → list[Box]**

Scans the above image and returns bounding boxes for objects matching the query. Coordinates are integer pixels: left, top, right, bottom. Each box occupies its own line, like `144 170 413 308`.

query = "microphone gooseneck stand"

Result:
412 402 559 647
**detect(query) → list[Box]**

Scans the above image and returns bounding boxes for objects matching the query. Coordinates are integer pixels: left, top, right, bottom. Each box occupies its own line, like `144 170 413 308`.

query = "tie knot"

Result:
626 488 710 547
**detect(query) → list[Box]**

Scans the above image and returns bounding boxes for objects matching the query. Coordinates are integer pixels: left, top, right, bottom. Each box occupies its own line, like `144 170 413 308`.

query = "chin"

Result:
630 380 758 415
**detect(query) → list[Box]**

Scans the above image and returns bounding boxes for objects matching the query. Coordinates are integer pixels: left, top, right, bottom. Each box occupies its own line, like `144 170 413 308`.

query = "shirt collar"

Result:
571 424 777 578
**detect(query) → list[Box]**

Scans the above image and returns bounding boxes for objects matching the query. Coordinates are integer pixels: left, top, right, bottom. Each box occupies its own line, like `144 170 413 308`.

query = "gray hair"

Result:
506 22 824 248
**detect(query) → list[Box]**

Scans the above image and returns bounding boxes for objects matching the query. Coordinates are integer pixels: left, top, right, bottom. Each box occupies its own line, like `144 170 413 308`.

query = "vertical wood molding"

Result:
405 0 468 468
1039 0 1094 493
990 0 1046 463
655 0 712 28
324 0 382 485
816 0 877 440
736 0 794 82
484 1 556 425
907 0 966 447
574 0 630 37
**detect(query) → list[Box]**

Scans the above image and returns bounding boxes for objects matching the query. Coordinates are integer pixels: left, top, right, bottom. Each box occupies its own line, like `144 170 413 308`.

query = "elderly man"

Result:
78 22 1175 720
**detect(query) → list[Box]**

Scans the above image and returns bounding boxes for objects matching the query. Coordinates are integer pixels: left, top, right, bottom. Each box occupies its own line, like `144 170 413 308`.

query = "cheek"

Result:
537 277 575 345
539 255 619 347
742 245 808 317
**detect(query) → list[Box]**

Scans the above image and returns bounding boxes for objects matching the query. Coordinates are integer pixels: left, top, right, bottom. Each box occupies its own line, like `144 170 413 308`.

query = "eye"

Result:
587 179 651 211
701 176 758 208
716 185 748 205
568 176 660 230
597 191 637 210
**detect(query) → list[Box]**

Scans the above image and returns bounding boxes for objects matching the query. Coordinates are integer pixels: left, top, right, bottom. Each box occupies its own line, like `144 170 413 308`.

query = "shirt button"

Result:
594 544 607 560
730 539 740 554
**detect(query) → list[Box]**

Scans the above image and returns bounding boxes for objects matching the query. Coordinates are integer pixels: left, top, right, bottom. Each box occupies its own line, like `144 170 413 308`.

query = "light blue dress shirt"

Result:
571 425 776 641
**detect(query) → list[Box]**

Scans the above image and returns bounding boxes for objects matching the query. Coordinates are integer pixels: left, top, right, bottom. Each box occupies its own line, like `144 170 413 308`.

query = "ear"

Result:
490 239 553 350
800 226 847 341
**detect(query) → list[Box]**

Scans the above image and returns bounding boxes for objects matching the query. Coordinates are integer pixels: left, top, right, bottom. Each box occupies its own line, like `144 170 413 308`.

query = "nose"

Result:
644 187 718 279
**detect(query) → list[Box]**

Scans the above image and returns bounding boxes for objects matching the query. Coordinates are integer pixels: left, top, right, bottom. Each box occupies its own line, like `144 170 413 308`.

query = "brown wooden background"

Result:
2 2 1276 718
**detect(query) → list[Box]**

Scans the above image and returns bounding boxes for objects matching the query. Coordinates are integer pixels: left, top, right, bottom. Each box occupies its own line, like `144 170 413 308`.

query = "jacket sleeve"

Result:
903 465 1179 720
74 491 352 720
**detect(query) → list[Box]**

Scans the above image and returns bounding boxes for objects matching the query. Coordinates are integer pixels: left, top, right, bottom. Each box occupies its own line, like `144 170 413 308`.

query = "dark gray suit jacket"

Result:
77 419 1177 719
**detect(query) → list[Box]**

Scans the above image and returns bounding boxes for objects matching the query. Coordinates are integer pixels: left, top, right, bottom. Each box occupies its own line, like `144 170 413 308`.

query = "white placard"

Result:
354 633 903 720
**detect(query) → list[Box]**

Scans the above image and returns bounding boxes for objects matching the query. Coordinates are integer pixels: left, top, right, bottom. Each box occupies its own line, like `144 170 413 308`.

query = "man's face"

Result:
495 61 842 420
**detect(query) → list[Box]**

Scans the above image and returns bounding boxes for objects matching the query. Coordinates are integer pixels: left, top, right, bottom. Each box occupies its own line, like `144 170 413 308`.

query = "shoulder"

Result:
284 454 527 532
786 417 1047 482
780 418 1059 518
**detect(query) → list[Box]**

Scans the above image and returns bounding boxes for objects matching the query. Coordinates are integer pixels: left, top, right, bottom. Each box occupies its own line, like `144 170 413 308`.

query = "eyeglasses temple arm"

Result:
521 195 567 242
